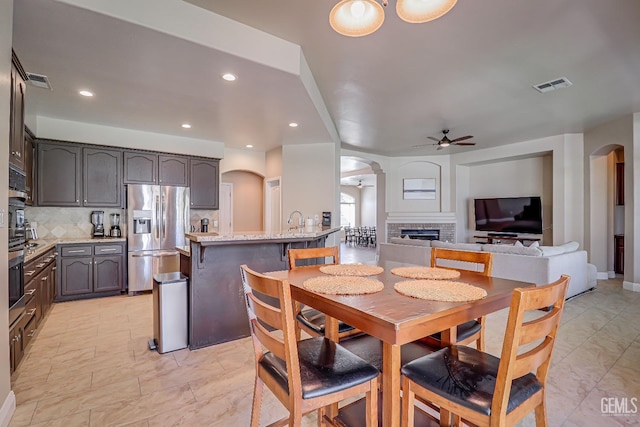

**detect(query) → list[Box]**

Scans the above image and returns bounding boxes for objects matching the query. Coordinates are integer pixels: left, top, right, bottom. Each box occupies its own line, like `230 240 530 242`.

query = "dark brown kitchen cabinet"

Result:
37 142 82 206
24 129 35 205
57 242 125 301
83 147 122 207
124 152 157 184
159 155 189 186
10 50 27 171
9 314 27 375
190 158 219 209
124 151 189 186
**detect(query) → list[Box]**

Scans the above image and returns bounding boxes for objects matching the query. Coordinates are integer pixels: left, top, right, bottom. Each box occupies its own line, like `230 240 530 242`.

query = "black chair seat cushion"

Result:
401 345 542 416
429 319 482 342
340 334 438 372
260 337 379 400
297 308 356 335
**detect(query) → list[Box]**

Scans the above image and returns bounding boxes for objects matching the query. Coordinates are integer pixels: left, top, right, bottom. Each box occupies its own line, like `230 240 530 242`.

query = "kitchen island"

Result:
181 227 341 349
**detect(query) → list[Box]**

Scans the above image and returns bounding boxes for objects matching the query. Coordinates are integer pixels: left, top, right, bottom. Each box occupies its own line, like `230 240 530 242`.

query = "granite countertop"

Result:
24 237 127 262
185 227 342 243
176 246 190 257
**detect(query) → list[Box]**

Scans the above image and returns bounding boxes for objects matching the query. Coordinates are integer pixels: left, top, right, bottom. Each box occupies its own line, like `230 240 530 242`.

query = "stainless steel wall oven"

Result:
8 165 27 326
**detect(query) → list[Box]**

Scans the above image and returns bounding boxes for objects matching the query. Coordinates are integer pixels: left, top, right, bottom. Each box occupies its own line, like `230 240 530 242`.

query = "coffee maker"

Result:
91 211 105 238
110 213 122 237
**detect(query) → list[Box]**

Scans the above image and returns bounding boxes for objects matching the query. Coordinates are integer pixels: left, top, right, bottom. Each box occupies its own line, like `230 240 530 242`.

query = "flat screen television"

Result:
473 196 542 234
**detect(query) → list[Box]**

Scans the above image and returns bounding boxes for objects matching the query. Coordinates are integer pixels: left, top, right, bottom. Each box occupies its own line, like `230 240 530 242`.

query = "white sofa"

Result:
379 238 597 299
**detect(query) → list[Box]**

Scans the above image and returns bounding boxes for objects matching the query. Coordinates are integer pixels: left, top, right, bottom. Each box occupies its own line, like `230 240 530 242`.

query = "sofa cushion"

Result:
539 241 579 256
482 243 542 256
390 237 431 247
431 241 483 251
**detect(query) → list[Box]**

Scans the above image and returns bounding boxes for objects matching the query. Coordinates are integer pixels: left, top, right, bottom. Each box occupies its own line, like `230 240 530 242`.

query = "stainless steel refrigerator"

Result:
127 185 189 295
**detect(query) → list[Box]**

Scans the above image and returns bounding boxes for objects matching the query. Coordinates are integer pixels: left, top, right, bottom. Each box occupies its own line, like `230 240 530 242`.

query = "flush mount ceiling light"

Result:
246 144 254 148
289 122 299 128
329 0 457 37
181 123 191 129
79 90 93 97
222 73 237 82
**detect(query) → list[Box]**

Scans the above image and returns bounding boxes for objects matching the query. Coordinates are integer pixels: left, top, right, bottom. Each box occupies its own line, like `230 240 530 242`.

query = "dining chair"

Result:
400 275 569 427
240 264 380 427
426 247 494 350
288 246 360 339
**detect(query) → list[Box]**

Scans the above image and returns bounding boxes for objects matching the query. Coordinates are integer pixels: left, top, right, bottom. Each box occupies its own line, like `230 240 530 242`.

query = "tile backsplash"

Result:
25 207 125 239
25 207 220 239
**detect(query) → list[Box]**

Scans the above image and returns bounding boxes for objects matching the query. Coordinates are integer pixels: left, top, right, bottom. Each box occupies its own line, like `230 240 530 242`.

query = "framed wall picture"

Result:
403 178 436 200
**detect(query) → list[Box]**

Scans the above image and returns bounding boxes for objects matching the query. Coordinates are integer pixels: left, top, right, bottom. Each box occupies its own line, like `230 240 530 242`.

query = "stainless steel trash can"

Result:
152 272 188 353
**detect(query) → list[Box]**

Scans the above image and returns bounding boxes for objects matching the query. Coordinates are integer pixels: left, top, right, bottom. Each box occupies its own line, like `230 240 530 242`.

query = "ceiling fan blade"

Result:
436 145 444 150
450 135 473 143
427 136 441 142
454 142 476 146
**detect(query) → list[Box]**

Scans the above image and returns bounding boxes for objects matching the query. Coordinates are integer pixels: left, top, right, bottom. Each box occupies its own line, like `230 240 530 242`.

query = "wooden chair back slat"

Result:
288 246 340 270
246 291 283 331
518 307 563 346
491 275 569 418
250 318 287 361
512 336 554 379
430 248 493 276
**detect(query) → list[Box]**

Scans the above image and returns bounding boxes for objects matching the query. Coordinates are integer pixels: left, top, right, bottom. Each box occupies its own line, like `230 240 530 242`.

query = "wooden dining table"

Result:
266 259 534 427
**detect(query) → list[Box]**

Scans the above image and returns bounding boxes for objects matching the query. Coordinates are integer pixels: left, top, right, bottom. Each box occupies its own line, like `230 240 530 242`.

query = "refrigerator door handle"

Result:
131 253 154 258
152 251 179 257
155 194 161 240
162 193 166 240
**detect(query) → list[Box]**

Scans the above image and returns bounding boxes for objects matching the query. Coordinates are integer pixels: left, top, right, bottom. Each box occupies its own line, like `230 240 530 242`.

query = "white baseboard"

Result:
607 271 616 278
623 281 640 292
599 271 612 280
0 391 16 427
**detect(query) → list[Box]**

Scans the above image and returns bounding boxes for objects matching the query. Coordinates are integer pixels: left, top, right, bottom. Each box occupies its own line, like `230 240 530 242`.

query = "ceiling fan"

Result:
422 129 475 150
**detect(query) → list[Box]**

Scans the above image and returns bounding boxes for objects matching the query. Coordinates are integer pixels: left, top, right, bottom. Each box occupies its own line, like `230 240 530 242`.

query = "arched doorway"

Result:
221 170 264 233
588 145 624 279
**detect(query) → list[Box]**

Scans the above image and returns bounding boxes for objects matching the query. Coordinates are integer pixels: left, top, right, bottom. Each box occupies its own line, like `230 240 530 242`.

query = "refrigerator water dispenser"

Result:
133 210 152 234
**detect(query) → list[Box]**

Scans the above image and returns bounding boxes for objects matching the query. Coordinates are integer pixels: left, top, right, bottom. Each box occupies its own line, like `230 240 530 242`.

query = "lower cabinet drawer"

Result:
60 246 92 257
24 280 37 303
25 296 37 323
23 315 37 348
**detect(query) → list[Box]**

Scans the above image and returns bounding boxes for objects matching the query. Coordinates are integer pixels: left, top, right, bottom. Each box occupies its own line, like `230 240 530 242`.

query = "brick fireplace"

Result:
386 213 456 242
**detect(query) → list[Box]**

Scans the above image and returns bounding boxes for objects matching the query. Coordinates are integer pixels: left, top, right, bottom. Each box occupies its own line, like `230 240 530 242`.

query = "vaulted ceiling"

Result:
12 0 640 159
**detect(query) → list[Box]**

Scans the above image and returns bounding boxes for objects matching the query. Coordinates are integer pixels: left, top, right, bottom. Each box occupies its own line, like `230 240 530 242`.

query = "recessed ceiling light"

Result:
222 73 237 82
79 90 93 97
289 122 298 128
246 144 253 148
181 123 191 129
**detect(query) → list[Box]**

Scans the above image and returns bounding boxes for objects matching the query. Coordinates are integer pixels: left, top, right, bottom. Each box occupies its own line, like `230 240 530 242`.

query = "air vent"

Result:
533 77 572 93
26 72 53 90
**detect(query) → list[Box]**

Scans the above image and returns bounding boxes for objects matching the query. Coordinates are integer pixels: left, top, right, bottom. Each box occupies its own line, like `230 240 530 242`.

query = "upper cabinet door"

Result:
83 147 123 207
37 142 82 207
9 53 26 171
158 155 189 186
190 158 219 209
124 152 158 184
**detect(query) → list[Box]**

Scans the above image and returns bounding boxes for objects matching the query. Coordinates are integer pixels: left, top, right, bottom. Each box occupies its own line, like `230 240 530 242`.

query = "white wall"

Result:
360 186 376 226
452 134 584 247
282 143 338 243
35 117 225 159
1 1 15 424
465 156 550 243
386 158 450 213
220 147 265 176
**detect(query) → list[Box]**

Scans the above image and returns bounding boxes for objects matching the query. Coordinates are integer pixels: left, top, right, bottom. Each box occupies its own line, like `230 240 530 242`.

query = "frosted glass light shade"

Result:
396 0 457 23
330 0 385 37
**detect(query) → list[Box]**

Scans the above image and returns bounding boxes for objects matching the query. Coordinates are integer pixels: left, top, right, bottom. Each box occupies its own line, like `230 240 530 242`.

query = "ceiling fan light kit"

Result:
330 0 456 37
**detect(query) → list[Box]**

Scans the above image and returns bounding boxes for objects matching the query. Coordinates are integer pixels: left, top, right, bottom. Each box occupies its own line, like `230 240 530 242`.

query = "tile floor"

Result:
8 244 640 426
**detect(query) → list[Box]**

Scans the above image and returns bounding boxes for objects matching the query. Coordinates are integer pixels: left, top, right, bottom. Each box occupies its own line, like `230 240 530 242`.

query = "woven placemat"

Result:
390 266 461 280
319 264 384 276
303 276 384 295
394 280 487 302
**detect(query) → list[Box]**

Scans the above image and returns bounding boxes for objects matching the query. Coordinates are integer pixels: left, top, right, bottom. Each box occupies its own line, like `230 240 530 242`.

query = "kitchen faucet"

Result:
287 210 304 231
